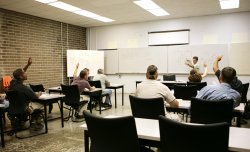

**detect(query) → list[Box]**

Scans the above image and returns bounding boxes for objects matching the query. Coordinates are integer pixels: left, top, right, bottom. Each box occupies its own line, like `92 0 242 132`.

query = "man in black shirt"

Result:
9 58 43 130
213 56 243 94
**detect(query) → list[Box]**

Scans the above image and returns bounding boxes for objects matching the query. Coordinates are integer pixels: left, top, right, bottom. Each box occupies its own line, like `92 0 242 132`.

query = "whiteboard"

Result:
104 50 119 74
118 47 168 73
148 30 189 46
67 50 104 77
168 44 229 74
229 43 250 75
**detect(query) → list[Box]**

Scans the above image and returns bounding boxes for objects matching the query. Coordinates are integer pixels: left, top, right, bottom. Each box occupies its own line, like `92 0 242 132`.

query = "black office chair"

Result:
190 97 234 124
5 90 33 138
129 95 165 119
241 83 249 103
83 111 141 152
159 116 229 152
187 82 207 91
88 80 111 112
61 84 88 122
163 74 176 81
174 85 197 100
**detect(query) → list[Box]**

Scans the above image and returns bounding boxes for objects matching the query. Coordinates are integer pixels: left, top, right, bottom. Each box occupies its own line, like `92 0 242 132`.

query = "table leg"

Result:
0 112 5 148
44 104 48 133
60 99 64 128
84 130 89 152
236 116 241 127
122 86 124 106
115 89 117 108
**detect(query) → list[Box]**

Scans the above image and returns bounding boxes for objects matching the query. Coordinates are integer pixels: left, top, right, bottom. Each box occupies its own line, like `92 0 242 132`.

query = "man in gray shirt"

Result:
196 67 241 108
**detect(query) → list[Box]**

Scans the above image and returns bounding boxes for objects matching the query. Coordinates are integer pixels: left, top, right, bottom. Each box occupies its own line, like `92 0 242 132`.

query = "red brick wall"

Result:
0 8 86 90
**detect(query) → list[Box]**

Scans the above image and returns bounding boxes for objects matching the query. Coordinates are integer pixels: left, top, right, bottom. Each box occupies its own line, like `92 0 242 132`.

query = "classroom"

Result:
0 0 250 151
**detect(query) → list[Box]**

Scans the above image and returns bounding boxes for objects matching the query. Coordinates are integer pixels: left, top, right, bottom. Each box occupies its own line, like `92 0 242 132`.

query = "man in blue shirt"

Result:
196 67 241 108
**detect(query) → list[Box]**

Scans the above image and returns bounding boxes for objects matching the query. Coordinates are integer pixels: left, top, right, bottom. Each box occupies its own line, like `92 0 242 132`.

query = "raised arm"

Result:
23 57 32 72
73 62 79 77
213 56 222 73
201 64 208 78
185 59 194 68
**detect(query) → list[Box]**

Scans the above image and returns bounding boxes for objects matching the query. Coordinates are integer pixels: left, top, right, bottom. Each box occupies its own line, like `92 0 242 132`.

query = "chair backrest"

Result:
241 83 249 103
187 82 207 91
159 116 229 152
2 76 12 90
61 84 80 106
5 90 27 115
163 74 176 81
174 85 197 100
88 80 102 88
29 84 45 92
129 95 165 119
190 97 234 124
83 111 140 152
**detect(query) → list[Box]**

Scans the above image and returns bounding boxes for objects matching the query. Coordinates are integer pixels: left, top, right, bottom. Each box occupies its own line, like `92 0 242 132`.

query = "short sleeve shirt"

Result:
71 77 91 94
93 74 110 90
193 63 200 73
136 79 175 104
9 79 37 106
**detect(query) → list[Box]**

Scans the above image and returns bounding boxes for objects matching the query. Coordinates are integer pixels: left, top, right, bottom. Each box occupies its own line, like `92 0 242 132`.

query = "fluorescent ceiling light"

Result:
147 8 169 16
219 0 239 9
133 0 159 10
35 0 57 4
49 1 81 12
133 0 169 16
35 0 115 22
93 16 114 22
74 10 99 18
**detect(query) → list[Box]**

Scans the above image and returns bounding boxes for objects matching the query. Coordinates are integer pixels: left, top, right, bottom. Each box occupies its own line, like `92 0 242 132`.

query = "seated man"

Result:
188 64 208 82
213 55 243 94
9 57 43 130
197 67 241 108
136 65 179 108
93 68 112 107
71 69 95 118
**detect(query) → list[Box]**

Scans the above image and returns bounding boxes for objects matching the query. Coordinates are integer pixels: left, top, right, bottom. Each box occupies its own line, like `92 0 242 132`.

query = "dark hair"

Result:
13 68 24 80
190 69 197 75
83 68 89 72
147 65 158 80
79 70 88 79
193 56 198 61
221 67 236 84
97 68 104 74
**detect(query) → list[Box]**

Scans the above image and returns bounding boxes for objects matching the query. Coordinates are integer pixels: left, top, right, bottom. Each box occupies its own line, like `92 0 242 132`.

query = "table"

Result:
82 117 250 152
106 84 124 108
165 100 245 127
136 80 186 89
48 86 62 94
33 94 65 133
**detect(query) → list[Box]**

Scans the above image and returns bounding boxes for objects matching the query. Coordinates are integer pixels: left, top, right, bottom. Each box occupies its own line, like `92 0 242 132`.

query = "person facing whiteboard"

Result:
185 56 200 73
188 64 208 82
93 69 112 107
136 65 179 108
213 56 243 94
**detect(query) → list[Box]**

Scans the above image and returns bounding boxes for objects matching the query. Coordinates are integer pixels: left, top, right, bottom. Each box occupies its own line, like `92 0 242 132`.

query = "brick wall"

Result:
0 8 87 91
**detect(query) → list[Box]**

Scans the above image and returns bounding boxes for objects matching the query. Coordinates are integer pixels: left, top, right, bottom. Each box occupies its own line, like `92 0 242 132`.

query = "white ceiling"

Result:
0 0 250 27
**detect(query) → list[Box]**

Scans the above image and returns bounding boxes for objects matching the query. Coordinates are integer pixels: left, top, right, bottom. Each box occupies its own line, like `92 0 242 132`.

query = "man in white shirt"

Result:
136 65 179 107
185 56 200 73
93 69 112 107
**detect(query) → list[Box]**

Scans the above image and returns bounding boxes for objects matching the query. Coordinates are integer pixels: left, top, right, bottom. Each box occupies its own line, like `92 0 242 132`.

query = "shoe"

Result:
102 103 112 108
75 114 85 119
30 123 44 131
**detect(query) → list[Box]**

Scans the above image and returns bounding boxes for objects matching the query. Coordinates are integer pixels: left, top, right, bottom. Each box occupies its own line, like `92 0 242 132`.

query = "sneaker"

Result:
30 123 44 131
75 114 85 119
